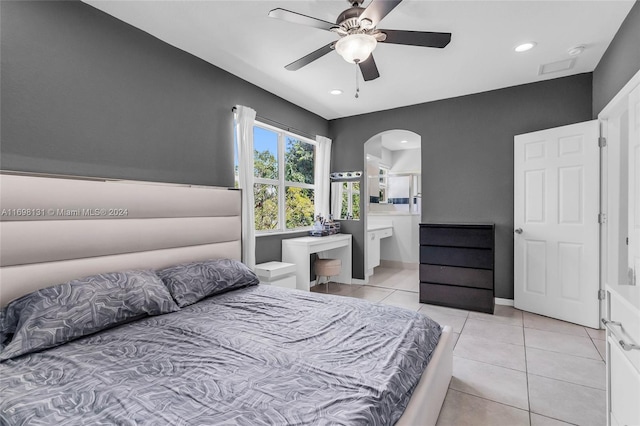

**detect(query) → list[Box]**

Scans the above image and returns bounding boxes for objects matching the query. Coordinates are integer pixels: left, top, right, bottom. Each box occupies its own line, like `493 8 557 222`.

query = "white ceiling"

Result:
84 0 635 120
381 130 421 151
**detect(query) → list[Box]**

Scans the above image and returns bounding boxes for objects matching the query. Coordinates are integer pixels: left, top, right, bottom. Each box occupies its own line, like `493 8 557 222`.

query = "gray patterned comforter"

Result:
0 285 441 426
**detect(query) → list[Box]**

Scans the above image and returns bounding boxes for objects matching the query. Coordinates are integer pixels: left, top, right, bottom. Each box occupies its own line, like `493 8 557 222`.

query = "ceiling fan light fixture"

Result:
359 18 374 30
335 33 377 64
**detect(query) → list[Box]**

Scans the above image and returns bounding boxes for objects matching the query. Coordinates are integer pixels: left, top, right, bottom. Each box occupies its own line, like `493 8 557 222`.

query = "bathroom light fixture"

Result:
335 33 377 64
515 42 536 52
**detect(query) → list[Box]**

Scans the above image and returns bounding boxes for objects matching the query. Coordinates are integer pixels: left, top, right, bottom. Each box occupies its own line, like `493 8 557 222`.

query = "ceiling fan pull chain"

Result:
355 64 360 99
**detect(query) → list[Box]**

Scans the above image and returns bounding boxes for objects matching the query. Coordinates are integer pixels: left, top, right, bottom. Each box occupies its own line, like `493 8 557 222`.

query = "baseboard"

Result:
495 298 514 307
351 278 367 285
379 260 419 270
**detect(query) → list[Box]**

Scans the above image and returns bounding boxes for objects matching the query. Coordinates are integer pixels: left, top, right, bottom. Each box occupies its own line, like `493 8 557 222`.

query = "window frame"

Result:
378 166 389 203
252 121 316 235
341 181 360 220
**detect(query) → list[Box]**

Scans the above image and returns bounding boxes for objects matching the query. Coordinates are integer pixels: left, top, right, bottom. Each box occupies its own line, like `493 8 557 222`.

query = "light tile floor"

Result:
311 266 607 426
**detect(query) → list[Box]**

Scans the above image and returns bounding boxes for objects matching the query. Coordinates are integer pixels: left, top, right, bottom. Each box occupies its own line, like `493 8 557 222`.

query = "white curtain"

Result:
314 135 332 219
234 105 256 269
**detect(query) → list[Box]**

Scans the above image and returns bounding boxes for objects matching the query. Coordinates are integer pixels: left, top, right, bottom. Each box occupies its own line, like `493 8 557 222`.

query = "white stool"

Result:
314 258 342 293
254 261 297 289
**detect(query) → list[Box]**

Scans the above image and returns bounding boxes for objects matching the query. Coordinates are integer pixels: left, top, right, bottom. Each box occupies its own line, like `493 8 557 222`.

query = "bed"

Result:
0 172 453 425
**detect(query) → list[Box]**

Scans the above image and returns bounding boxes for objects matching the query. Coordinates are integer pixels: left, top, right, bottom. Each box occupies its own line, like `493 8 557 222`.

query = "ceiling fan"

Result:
268 0 452 82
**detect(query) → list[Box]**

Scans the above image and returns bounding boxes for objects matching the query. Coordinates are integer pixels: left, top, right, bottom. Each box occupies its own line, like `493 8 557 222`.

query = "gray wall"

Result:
0 0 328 187
593 1 640 116
329 74 593 298
2 1 635 296
1 0 328 264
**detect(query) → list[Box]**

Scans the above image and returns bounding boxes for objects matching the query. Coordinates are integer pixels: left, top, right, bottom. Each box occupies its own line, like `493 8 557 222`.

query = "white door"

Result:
629 85 640 297
601 79 640 426
514 120 600 328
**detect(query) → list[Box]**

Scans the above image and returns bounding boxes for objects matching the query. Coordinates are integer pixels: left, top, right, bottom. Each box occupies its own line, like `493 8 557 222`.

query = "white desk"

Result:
282 234 352 291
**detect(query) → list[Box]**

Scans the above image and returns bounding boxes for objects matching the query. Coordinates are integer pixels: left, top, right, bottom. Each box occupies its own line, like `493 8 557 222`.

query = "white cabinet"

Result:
605 289 640 426
367 230 381 271
367 226 393 275
254 261 297 289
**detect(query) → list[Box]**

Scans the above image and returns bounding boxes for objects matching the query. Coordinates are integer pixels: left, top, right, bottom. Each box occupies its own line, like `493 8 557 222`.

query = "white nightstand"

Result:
254 261 297 289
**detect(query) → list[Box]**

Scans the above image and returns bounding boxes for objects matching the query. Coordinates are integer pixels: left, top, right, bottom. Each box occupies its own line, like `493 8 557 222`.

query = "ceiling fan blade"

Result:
380 30 451 48
285 43 335 71
268 8 336 31
358 55 380 81
359 0 403 27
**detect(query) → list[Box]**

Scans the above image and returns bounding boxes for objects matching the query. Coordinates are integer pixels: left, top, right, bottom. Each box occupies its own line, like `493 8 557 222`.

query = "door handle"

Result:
601 319 640 351
515 228 523 234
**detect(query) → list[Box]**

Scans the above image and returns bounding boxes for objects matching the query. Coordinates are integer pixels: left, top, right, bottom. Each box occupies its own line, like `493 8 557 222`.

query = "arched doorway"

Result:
363 129 422 280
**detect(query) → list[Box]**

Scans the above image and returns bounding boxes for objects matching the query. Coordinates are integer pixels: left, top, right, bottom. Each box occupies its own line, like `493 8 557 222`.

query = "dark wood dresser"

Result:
419 223 495 314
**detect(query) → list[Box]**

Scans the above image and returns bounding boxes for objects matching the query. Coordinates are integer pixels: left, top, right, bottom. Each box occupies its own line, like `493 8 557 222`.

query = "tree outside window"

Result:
250 124 316 233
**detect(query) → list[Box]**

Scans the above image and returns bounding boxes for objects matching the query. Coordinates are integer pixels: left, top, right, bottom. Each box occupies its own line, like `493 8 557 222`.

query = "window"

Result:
378 166 389 203
236 122 316 233
340 181 360 220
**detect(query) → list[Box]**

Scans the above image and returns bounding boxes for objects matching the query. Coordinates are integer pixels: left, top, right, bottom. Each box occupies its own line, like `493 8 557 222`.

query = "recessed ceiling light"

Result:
568 45 585 56
515 42 536 53
330 89 343 95
400 140 408 144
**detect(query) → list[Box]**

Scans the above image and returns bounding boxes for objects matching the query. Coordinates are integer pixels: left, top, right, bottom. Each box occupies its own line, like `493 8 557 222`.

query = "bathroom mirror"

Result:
364 129 422 215
330 172 361 221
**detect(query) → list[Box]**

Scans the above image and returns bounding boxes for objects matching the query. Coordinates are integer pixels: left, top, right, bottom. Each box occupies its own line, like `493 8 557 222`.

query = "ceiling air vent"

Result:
538 58 575 75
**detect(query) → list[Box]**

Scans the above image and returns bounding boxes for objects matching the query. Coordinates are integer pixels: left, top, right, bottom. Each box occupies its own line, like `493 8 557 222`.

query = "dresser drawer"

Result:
420 226 493 248
420 246 493 269
420 282 494 313
420 264 493 290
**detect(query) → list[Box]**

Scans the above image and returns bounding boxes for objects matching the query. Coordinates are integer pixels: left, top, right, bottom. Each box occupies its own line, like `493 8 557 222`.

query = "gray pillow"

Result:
0 270 179 361
157 259 259 307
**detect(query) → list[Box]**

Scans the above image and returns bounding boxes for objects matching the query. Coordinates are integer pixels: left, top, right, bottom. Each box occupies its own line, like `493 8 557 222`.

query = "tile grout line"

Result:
588 334 606 363
451 353 527 374
523 345 603 362
532 413 581 426
523 325 593 338
455 315 468 351
468 316 528 328
447 388 531 414
525 371 606 392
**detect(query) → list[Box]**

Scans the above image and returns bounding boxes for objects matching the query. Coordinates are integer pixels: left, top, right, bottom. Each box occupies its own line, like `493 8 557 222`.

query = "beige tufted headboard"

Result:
0 172 242 307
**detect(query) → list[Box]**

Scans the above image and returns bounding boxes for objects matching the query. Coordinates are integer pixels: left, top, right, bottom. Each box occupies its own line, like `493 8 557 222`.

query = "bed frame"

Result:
0 172 452 426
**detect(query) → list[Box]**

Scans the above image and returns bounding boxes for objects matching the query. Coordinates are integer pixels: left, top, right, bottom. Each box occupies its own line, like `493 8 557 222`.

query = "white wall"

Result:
391 148 421 173
381 147 392 167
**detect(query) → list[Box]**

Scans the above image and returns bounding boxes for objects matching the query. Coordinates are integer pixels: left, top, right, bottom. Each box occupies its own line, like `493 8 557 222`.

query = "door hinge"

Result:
598 213 606 224
598 289 606 300
598 137 607 148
